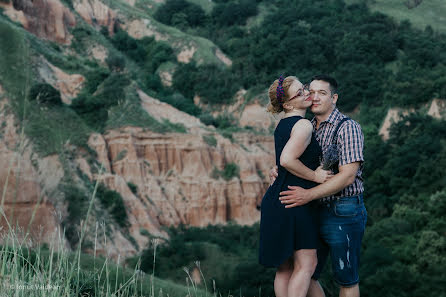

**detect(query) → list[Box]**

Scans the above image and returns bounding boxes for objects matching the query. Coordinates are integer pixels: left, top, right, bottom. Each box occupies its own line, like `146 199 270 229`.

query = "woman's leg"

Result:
275 257 293 297
288 249 318 297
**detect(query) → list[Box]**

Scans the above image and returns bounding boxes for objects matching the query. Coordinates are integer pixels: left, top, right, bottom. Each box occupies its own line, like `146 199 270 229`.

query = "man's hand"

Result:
269 165 278 185
279 186 312 208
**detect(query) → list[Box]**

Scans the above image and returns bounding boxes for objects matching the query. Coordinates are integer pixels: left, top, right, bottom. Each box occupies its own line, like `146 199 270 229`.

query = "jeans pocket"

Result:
334 203 359 217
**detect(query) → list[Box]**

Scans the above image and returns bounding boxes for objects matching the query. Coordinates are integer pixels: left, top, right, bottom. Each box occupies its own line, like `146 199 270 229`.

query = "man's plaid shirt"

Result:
311 108 364 202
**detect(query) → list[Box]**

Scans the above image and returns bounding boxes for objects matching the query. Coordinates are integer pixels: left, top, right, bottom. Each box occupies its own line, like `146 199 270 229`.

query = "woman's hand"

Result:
313 166 333 183
269 165 278 185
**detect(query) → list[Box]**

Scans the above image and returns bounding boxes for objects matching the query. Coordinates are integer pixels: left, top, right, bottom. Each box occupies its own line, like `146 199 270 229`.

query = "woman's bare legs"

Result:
275 258 293 297
288 249 318 297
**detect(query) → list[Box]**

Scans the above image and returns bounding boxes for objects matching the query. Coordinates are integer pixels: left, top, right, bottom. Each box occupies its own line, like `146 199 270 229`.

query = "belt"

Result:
318 193 364 206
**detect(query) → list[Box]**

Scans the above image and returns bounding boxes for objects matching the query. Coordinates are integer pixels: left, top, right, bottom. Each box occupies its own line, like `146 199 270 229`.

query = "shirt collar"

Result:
326 108 343 125
311 108 343 128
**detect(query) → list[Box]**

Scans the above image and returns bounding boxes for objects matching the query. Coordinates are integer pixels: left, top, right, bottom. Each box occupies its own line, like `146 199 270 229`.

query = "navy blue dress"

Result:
259 116 322 267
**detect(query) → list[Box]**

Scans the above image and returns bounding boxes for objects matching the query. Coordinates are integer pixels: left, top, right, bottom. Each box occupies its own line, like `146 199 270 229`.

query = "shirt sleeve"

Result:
337 120 364 166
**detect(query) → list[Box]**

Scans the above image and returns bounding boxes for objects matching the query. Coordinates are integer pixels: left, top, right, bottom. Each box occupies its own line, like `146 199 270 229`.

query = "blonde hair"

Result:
267 76 299 114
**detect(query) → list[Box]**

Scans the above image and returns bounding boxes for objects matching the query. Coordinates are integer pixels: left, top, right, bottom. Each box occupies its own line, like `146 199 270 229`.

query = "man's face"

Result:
309 80 338 117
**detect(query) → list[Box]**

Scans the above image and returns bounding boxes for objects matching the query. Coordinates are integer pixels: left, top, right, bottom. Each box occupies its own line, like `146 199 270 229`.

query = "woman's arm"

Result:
280 119 331 183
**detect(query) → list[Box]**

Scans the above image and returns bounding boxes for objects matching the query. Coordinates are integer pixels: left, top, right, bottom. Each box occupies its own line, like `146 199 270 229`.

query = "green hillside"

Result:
346 0 446 33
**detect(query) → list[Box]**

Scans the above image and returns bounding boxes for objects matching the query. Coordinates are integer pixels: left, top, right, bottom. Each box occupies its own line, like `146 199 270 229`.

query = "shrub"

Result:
203 134 217 147
62 184 89 247
110 29 145 64
83 67 110 93
159 92 201 116
162 119 187 133
105 53 126 72
211 0 258 26
172 63 240 105
96 184 129 228
211 162 240 180
28 83 62 106
127 182 138 195
71 73 131 131
154 0 206 28
222 162 240 181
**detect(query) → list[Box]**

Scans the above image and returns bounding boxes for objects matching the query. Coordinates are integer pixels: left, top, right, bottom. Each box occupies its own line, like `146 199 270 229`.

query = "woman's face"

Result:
285 80 312 110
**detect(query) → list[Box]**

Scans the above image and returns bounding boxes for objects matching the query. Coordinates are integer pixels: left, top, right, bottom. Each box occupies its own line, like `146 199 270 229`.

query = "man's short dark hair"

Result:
311 74 338 95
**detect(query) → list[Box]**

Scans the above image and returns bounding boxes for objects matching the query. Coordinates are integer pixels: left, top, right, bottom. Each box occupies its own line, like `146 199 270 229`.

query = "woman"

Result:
259 75 331 297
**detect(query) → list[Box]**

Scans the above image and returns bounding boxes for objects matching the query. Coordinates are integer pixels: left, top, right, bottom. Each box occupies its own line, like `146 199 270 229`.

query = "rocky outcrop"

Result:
38 58 85 104
85 127 273 231
177 46 196 63
239 102 277 131
122 18 168 41
427 98 446 119
0 95 68 250
87 44 108 63
379 99 446 140
215 48 232 66
2 0 76 44
195 89 278 132
159 70 173 87
46 90 274 259
138 89 204 132
73 0 117 36
121 18 231 66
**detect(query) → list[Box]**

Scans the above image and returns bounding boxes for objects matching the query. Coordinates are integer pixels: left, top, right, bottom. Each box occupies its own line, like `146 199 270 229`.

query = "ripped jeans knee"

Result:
311 196 367 286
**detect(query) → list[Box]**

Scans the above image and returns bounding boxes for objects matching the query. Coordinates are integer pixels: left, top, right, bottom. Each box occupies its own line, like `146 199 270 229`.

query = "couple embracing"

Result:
259 75 367 297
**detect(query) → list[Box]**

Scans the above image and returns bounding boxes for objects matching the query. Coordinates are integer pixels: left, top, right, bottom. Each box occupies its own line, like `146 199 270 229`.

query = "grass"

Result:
25 105 91 156
0 228 204 297
345 0 446 33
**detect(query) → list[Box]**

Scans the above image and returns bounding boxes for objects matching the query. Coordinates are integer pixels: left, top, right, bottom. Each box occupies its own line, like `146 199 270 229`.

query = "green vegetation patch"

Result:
28 83 63 106
96 183 129 228
135 224 275 297
211 162 240 181
347 0 446 33
186 0 214 13
202 134 217 147
0 242 200 297
105 87 188 133
25 105 91 156
0 19 32 114
173 62 240 105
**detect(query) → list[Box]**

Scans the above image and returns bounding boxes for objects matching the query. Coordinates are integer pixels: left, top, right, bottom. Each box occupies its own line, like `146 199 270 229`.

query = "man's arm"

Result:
279 162 360 208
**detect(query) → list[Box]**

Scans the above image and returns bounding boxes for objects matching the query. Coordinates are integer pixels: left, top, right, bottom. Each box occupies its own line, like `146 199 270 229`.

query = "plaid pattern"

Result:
311 108 364 202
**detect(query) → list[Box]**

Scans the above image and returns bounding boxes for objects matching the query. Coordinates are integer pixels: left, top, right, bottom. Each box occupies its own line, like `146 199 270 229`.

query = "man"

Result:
270 74 367 297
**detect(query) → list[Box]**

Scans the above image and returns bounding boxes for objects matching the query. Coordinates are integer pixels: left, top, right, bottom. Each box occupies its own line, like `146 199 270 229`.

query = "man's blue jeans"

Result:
312 194 367 287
